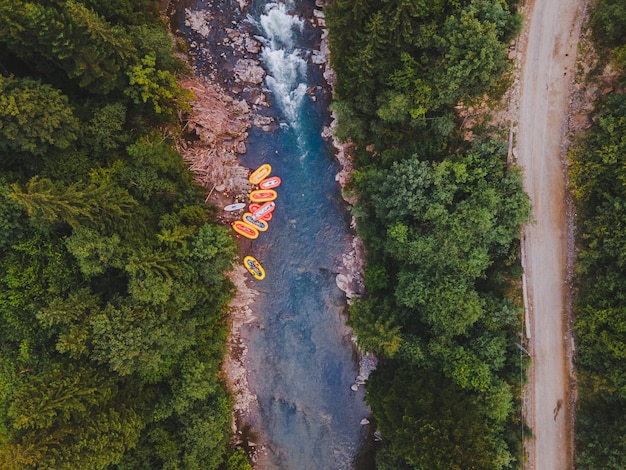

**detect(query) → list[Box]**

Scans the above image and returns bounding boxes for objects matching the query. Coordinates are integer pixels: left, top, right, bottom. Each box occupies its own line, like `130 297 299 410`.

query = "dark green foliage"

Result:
85 102 130 158
368 364 512 469
575 384 626 469
10 171 137 230
0 76 79 157
0 0 239 468
0 0 135 93
0 182 26 250
589 0 626 49
351 143 528 469
326 1 528 467
588 0 626 71
567 2 626 460
125 53 184 116
326 0 518 145
350 141 528 377
225 448 254 470
0 0 186 120
121 135 190 203
0 363 144 469
571 90 626 467
79 0 158 25
351 147 527 467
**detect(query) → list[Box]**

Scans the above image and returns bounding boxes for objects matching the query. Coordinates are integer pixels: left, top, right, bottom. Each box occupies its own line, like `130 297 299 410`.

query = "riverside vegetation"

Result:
0 1 251 468
570 0 626 467
0 0 537 468
325 0 531 468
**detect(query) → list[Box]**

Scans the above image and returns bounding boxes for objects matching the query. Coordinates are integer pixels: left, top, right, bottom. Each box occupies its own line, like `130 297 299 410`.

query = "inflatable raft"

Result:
243 212 269 232
243 255 265 280
251 201 276 220
259 176 282 189
250 203 273 221
223 202 246 212
232 220 259 239
250 189 277 202
249 164 272 185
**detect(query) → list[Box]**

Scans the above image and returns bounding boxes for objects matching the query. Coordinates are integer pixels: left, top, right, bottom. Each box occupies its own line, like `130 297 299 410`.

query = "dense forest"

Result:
571 0 626 467
325 0 530 468
8 0 609 469
0 1 251 468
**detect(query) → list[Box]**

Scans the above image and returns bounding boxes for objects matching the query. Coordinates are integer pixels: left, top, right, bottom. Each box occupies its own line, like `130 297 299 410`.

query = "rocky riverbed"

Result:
170 0 374 460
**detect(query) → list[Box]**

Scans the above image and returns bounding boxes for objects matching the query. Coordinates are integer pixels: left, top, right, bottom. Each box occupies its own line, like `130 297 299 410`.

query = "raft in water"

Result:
259 176 282 189
250 204 273 221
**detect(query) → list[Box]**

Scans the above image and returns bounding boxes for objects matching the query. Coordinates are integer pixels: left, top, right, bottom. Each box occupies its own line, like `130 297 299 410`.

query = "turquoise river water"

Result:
181 1 373 468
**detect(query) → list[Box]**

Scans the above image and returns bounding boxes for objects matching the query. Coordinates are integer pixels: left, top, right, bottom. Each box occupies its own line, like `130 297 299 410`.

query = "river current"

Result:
180 1 372 468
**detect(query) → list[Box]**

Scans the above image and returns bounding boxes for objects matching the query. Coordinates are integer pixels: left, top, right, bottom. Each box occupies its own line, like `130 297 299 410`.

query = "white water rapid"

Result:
258 2 308 127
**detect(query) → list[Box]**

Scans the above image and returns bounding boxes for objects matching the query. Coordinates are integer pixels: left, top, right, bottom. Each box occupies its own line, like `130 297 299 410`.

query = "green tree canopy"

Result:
0 76 79 157
0 362 144 470
0 0 136 93
367 364 513 469
0 1 242 467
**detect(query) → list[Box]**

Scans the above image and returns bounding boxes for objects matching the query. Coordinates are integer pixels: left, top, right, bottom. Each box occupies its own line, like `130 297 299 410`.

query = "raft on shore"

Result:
250 189 277 202
232 220 259 239
242 212 269 232
243 255 265 280
249 164 272 185
250 201 275 220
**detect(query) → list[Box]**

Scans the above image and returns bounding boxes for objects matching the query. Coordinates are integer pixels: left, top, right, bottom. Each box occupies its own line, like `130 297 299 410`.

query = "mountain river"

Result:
178 1 373 468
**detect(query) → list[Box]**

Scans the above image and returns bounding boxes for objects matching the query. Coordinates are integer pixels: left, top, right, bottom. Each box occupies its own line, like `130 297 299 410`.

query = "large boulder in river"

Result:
234 59 265 84
336 274 350 294
184 9 212 38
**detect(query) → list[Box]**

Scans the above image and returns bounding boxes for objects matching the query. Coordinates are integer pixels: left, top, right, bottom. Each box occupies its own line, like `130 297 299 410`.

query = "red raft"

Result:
258 176 282 190
250 201 276 221
250 204 272 221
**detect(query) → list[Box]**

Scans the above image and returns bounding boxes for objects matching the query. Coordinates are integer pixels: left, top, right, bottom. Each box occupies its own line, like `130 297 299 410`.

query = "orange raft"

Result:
243 255 265 280
259 176 282 190
249 164 272 185
242 212 269 232
232 220 259 239
250 189 277 202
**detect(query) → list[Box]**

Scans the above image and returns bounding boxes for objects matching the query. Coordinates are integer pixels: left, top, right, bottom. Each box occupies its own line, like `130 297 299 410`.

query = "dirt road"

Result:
516 0 585 468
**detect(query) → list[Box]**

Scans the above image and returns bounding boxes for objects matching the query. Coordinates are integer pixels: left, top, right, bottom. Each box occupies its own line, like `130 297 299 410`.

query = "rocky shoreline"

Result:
170 0 372 458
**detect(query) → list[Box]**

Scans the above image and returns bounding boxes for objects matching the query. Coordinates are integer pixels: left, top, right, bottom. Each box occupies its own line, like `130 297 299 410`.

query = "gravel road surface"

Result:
516 0 585 468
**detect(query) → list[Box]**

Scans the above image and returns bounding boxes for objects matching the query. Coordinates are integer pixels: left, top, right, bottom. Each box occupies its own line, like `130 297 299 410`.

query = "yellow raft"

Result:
249 164 272 185
242 212 269 232
243 255 265 280
250 189 277 202
232 220 259 239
